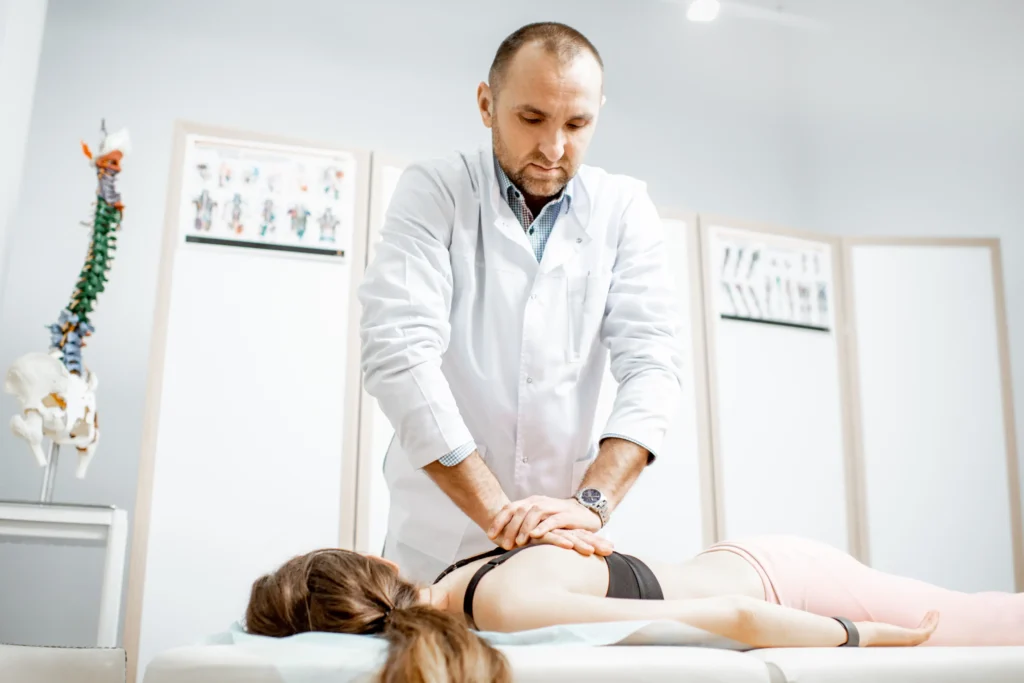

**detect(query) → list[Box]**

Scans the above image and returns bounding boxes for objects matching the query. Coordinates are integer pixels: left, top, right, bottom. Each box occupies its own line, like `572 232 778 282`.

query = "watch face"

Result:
580 488 601 505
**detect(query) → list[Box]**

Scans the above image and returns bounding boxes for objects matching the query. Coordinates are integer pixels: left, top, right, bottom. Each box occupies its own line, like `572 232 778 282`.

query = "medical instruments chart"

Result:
178 133 358 258
712 231 833 332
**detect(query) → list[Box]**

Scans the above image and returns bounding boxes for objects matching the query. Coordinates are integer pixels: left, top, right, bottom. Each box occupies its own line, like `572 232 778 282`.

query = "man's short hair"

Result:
488 22 603 95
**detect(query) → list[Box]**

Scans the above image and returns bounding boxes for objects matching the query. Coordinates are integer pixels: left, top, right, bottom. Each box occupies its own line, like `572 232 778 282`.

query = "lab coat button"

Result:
526 377 533 384
576 237 582 244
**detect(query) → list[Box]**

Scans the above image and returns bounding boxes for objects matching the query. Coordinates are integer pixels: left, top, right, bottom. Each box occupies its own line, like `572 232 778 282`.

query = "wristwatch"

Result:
574 488 610 528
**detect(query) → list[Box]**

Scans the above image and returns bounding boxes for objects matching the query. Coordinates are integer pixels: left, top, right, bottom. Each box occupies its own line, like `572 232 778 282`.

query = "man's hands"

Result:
486 495 612 556
424 439 651 559
481 438 651 557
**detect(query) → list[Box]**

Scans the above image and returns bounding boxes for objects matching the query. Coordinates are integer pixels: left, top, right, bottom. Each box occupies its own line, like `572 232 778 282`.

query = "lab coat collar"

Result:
480 147 593 275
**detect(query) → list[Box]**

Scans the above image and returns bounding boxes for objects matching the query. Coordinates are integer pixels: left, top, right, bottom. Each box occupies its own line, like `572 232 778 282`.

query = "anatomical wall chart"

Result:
177 133 357 258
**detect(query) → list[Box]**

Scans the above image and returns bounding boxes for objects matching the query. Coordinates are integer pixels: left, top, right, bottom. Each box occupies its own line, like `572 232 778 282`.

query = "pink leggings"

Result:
702 535 1024 646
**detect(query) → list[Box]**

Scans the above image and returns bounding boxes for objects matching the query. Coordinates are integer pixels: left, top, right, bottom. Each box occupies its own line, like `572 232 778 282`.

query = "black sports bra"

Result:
433 545 665 627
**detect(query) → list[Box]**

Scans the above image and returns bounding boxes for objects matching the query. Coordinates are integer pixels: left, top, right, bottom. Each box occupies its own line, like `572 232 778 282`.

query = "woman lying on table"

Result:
245 534 1024 683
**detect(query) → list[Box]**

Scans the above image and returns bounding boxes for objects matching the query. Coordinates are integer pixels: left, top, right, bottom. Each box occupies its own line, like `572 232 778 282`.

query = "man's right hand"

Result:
422 452 612 558
524 528 614 556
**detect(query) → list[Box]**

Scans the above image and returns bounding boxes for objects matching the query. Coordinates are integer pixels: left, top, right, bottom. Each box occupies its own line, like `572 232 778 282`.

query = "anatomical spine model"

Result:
4 121 130 479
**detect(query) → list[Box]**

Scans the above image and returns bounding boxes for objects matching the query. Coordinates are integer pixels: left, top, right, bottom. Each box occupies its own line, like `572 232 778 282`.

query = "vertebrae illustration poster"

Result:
179 133 356 257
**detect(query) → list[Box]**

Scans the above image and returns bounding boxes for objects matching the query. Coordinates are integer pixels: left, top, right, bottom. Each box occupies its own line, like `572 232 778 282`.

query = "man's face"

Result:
478 42 604 201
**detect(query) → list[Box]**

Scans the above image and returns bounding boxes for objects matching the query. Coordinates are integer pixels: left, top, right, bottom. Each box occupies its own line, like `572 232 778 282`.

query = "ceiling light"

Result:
687 0 721 22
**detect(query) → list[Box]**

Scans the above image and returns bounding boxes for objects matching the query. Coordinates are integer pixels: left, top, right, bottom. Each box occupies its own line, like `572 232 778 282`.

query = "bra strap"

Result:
433 546 507 585
463 546 533 625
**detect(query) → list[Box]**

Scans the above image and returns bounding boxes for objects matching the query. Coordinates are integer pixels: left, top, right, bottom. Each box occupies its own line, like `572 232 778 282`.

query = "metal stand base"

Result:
39 441 60 503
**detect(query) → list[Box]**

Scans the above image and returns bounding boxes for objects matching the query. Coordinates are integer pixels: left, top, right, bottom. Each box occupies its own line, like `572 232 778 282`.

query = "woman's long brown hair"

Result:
245 549 511 683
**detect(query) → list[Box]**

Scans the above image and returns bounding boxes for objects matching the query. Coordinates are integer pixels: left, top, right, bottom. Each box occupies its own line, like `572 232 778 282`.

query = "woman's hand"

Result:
856 611 940 647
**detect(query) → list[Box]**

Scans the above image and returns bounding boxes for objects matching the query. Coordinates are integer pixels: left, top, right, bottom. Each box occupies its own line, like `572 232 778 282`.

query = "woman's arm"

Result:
476 587 938 648
735 599 939 648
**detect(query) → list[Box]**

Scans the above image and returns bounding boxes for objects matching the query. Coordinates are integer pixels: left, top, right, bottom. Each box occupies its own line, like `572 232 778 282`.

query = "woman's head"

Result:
245 549 510 683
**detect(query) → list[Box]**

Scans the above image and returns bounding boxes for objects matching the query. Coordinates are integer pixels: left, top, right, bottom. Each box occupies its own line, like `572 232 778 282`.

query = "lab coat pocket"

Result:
565 274 590 363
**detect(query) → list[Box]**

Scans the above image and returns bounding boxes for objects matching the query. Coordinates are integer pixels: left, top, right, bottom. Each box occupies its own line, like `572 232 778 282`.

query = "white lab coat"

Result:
358 146 685 583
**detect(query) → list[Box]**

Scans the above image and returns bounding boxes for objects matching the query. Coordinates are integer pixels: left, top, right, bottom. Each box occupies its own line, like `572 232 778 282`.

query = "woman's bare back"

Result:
431 544 766 621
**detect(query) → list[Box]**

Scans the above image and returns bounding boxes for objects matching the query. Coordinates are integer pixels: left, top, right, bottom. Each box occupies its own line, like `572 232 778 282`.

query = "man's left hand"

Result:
487 495 603 551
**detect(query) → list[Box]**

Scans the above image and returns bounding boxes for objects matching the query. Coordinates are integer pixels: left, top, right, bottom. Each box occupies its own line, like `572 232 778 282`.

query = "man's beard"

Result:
492 124 570 199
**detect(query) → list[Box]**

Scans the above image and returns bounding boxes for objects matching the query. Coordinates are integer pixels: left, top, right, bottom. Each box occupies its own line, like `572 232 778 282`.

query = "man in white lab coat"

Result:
358 21 685 584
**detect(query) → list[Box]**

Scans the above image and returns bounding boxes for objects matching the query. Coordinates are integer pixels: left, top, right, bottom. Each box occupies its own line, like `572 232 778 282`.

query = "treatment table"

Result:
143 642 1024 683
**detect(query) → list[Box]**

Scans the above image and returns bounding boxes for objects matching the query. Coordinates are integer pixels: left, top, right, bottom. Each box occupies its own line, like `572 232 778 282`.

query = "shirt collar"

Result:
493 153 573 211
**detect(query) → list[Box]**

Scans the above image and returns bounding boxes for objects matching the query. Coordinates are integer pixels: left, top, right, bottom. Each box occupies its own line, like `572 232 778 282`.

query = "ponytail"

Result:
245 549 509 683
380 604 510 683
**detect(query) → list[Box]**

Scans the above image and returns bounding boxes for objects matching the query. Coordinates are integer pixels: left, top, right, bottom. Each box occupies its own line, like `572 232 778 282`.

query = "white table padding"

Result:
142 644 774 683
0 644 126 683
143 646 282 683
747 646 1024 683
142 643 1024 683
502 646 775 682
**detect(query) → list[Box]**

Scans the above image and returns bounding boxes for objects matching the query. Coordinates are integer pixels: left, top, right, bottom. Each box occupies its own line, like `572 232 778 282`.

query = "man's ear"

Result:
601 94 607 107
477 81 494 128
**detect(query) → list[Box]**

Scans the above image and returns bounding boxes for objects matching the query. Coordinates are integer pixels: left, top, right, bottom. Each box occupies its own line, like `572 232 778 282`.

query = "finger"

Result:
517 506 548 546
501 506 530 550
539 530 575 550
529 513 569 539
900 613 940 646
487 505 514 540
565 532 598 557
571 538 595 556
576 531 614 556
922 610 940 633
555 529 594 555
913 610 939 632
530 503 603 538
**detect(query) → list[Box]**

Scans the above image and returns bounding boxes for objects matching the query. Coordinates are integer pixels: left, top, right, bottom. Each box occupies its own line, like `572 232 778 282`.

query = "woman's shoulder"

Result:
459 545 611 601
476 544 609 578
436 545 610 608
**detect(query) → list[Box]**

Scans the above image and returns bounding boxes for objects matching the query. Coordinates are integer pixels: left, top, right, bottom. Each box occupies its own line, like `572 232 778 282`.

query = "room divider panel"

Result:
698 216 860 558
353 152 408 556
843 237 1023 593
124 121 370 683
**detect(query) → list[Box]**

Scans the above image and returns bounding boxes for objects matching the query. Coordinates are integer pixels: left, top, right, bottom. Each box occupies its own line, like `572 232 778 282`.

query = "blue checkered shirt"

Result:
436 156 573 466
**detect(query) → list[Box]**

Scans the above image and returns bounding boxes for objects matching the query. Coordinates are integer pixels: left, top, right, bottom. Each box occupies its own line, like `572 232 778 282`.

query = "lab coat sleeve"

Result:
357 161 475 469
599 183 686 462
